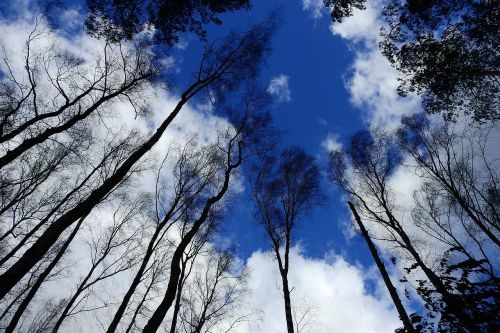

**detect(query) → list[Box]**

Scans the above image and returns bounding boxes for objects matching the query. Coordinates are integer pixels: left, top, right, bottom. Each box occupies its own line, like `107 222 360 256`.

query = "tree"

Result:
51 195 147 332
325 0 500 122
142 91 273 333
329 121 499 332
0 17 275 300
252 148 323 333
84 0 251 44
348 201 416 333
178 250 251 333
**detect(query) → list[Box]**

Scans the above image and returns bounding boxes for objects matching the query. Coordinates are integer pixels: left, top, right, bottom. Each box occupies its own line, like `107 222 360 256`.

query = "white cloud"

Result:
174 38 189 50
267 74 292 102
329 0 382 44
238 248 401 333
321 133 342 152
330 0 420 130
302 0 326 19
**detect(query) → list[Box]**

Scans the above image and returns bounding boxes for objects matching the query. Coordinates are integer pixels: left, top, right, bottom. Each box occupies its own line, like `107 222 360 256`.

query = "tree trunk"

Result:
280 272 295 333
169 259 188 333
0 95 188 300
143 166 234 333
5 216 84 333
348 202 415 333
106 226 163 333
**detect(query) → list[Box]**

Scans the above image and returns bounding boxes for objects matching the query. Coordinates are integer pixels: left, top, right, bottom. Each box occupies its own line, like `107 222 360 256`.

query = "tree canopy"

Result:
325 0 500 122
85 0 251 44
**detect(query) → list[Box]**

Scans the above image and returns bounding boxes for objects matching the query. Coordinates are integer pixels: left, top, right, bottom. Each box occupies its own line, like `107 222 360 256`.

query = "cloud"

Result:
302 0 326 19
267 74 292 102
329 0 420 130
238 248 401 332
321 133 342 152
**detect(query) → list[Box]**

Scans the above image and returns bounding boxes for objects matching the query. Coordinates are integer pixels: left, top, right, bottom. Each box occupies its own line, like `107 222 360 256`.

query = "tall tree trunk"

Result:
0 93 190 300
378 203 481 333
348 202 415 333
4 216 85 333
124 271 157 333
280 272 294 333
169 259 188 333
106 226 163 333
143 165 235 333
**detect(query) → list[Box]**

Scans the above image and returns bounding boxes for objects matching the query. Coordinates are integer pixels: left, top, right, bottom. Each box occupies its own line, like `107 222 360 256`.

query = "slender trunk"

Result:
125 274 156 333
143 165 235 333
0 93 189 300
5 216 84 333
52 252 104 332
348 202 415 333
106 226 162 333
280 272 294 333
169 259 188 333
387 215 480 333
0 153 107 266
376 195 481 333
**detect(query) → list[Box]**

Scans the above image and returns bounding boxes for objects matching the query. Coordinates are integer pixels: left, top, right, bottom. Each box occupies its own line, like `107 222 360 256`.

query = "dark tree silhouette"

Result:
85 0 251 44
348 202 416 333
0 18 275 300
252 147 323 333
142 91 273 333
329 123 499 332
324 0 500 122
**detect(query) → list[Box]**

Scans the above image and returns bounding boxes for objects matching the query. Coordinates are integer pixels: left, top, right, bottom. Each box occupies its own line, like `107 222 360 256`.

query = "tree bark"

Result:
280 272 295 333
348 202 415 333
168 258 188 333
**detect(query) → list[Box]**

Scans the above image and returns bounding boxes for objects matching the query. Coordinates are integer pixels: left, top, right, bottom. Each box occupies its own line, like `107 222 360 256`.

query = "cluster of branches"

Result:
0 7 276 332
323 1 499 330
325 0 500 122
329 115 499 332
252 148 324 333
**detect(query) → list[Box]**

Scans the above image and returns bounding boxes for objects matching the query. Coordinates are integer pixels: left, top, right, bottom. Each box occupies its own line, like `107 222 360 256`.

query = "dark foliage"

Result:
325 0 500 122
85 0 251 44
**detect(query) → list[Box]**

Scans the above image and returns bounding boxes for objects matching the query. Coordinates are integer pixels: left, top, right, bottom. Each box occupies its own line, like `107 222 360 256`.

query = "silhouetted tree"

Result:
252 147 323 333
329 122 499 332
85 0 251 44
142 91 273 333
325 0 500 122
348 201 416 333
0 18 275 300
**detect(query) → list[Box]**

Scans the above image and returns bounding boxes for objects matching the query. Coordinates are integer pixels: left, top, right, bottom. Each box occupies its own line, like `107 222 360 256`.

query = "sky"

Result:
0 0 423 331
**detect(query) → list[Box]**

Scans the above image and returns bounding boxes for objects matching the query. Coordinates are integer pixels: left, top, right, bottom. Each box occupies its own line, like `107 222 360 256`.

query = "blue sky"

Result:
187 1 371 264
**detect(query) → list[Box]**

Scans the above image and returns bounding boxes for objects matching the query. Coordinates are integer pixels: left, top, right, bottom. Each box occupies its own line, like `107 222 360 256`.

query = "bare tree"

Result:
105 133 234 333
329 122 499 332
142 93 273 332
51 195 147 332
178 250 251 333
252 147 323 333
0 17 275 300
